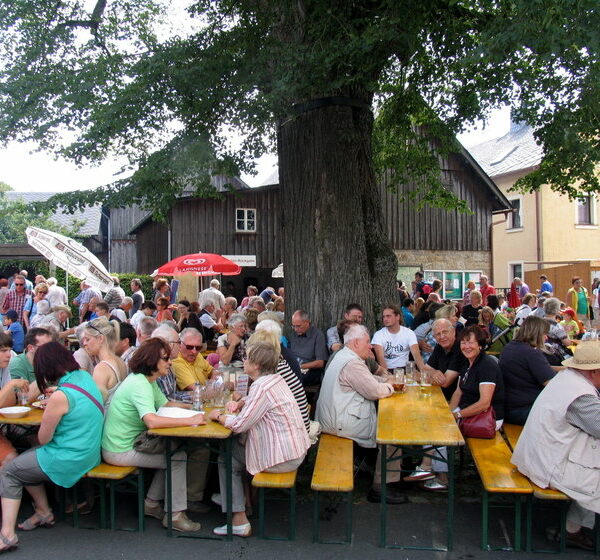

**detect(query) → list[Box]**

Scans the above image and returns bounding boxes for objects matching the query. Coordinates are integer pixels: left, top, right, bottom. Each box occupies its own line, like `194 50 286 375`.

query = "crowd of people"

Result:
0 268 597 551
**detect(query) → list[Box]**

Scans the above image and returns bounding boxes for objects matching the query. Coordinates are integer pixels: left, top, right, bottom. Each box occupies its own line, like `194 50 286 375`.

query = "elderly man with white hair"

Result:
512 341 600 551
45 277 67 309
316 324 407 504
199 279 225 310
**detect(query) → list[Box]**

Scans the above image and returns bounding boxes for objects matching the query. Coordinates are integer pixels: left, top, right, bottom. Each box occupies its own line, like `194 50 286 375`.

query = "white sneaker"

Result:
404 466 435 481
213 522 251 537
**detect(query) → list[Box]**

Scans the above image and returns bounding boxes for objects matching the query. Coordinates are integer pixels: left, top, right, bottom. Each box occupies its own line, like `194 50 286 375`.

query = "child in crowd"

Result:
3 310 24 353
559 308 579 339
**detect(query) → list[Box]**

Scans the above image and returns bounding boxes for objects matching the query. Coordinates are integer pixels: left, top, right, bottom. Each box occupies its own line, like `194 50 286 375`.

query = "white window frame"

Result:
235 208 257 233
575 195 597 228
506 196 523 231
507 261 524 287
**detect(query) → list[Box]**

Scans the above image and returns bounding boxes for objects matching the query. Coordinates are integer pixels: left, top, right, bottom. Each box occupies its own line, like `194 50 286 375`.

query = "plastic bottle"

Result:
192 382 202 411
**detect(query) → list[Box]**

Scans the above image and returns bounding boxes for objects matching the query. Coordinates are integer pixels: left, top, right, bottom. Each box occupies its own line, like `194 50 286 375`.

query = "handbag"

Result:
458 407 496 439
133 431 165 454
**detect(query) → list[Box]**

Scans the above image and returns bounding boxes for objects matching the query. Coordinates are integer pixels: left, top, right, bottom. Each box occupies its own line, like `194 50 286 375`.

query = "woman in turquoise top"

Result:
0 342 104 553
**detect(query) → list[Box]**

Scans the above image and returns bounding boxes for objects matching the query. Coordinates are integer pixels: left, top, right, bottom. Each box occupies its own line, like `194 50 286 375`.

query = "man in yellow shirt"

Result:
172 328 217 390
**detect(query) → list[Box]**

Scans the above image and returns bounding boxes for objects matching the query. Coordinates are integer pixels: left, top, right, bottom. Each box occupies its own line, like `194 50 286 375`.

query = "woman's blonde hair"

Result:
470 290 482 304
248 329 281 355
85 317 120 349
478 306 494 325
514 315 549 350
435 304 457 320
245 339 279 374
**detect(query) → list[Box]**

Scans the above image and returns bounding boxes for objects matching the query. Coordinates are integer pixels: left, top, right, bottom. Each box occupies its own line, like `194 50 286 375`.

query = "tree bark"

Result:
278 99 397 331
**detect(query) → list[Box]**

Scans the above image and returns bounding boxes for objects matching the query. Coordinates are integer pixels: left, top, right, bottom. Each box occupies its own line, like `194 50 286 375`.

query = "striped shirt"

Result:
2 289 32 323
277 358 310 432
225 374 310 475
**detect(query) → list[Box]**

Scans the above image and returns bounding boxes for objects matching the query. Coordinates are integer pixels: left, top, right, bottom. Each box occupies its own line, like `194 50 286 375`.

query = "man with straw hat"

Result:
512 341 600 550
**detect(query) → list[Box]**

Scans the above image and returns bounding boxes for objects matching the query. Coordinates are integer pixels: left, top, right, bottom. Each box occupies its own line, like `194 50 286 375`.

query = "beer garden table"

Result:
376 385 464 550
0 407 44 426
148 416 234 540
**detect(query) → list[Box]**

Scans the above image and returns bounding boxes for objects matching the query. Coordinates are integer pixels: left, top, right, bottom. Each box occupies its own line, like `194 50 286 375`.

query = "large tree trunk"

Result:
278 98 397 330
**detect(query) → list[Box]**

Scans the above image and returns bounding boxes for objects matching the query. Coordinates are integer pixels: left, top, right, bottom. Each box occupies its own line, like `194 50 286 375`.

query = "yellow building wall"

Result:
540 183 600 262
493 174 600 289
492 171 538 288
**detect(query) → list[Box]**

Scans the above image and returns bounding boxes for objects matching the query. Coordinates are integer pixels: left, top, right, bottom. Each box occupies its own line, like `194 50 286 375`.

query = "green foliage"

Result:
0 191 81 244
0 0 598 214
113 273 155 303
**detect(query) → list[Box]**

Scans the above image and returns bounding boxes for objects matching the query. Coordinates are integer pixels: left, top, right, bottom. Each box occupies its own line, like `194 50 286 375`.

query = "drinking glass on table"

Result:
391 369 406 393
420 371 432 396
405 361 416 384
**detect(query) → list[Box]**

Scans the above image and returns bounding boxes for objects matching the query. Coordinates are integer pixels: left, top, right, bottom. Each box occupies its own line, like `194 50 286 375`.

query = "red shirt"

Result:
480 284 496 306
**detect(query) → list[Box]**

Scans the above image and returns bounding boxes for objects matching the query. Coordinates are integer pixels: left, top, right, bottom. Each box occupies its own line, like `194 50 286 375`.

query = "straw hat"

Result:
52 305 73 318
562 341 600 370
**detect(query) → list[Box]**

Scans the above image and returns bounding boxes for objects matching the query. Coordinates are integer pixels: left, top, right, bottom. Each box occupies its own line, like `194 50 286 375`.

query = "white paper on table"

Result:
156 406 199 419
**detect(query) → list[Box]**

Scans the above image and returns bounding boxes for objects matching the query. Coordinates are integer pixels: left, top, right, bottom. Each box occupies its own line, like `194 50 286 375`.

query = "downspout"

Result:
535 189 543 263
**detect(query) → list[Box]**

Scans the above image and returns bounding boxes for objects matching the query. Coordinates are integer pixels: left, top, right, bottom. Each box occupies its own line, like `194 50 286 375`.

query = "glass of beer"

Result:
405 361 416 384
420 370 432 396
392 369 406 393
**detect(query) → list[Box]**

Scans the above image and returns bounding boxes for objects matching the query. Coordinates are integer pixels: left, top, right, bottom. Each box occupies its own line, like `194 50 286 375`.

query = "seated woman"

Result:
102 337 205 532
253 320 310 432
176 300 202 332
543 297 573 366
222 297 238 325
208 339 310 537
82 317 128 406
500 316 556 425
0 342 104 552
514 293 537 327
155 297 174 323
216 314 249 365
461 289 483 327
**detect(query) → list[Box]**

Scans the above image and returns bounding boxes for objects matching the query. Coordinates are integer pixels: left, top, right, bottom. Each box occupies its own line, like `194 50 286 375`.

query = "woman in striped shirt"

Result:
208 339 310 537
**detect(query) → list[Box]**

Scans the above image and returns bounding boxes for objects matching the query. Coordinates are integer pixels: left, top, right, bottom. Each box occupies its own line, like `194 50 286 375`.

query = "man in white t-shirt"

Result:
372 305 425 371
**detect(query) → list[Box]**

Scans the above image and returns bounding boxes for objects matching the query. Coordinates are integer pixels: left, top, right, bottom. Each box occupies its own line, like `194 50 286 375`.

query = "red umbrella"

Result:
156 252 241 276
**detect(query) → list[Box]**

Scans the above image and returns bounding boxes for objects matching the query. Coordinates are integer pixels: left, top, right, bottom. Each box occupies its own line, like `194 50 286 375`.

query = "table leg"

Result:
447 446 455 551
165 437 173 537
379 443 387 548
224 437 233 541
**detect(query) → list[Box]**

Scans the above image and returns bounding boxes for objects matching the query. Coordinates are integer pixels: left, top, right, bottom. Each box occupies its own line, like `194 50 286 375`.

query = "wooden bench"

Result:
86 463 145 532
252 470 298 540
502 424 569 553
311 434 354 544
467 432 532 551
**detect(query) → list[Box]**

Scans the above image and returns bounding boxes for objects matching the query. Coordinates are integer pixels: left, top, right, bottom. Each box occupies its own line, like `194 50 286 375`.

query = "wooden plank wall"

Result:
170 187 281 269
109 207 152 273
379 153 494 252
525 262 592 303
135 220 169 274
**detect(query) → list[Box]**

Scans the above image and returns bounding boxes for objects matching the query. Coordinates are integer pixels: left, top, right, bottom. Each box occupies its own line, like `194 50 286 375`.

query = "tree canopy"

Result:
0 0 597 210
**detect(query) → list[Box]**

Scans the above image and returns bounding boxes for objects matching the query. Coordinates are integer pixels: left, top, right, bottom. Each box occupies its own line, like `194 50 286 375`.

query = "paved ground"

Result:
6 464 595 560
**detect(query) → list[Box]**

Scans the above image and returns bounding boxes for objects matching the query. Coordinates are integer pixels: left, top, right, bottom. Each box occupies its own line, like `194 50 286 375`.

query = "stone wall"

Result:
395 249 492 275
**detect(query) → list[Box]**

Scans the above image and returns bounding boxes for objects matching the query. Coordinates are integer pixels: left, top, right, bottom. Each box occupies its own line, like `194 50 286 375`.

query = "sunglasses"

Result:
15 284 24 287
184 344 202 351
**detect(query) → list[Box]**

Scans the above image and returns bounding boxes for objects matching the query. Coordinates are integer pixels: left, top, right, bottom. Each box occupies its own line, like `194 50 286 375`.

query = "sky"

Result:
0 107 511 192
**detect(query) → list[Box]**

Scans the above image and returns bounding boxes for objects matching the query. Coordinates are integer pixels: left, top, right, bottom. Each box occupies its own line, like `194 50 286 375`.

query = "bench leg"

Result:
258 487 265 539
482 489 489 550
345 491 353 544
312 491 320 543
594 512 600 556
137 469 145 533
289 486 296 541
526 495 533 552
72 485 80 528
514 494 523 552
98 481 107 529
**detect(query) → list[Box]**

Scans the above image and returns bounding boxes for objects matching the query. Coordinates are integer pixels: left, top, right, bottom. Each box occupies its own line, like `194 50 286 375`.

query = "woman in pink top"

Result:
208 339 310 537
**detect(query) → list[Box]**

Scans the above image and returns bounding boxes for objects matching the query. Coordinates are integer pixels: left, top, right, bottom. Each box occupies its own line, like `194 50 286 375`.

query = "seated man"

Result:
316 324 406 504
39 305 74 341
405 318 468 491
3 311 24 354
172 328 219 390
136 316 158 346
130 301 157 329
326 303 364 353
512 341 600 551
289 309 328 386
114 322 137 366
198 300 224 347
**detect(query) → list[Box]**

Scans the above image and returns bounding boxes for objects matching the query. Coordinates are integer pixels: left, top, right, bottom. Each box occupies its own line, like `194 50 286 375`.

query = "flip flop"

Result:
17 511 55 531
0 532 18 553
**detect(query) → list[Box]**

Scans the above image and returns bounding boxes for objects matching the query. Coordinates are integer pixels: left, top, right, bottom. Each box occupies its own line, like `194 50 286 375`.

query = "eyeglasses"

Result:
15 284 24 287
184 344 202 351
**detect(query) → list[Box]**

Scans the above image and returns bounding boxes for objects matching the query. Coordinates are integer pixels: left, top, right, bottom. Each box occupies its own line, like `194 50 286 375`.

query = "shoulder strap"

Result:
61 382 104 415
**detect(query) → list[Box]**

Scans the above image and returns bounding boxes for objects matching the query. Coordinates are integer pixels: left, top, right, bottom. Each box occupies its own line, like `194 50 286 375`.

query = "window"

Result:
508 198 522 229
511 263 523 279
577 196 593 225
236 208 256 232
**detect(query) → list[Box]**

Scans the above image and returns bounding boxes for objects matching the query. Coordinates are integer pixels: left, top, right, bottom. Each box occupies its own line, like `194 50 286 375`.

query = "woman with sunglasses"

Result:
155 297 174 323
102 337 205 532
22 282 49 331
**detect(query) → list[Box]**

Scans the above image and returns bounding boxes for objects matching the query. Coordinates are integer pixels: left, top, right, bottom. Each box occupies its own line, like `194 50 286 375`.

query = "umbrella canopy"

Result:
157 252 241 277
272 263 284 278
26 226 113 292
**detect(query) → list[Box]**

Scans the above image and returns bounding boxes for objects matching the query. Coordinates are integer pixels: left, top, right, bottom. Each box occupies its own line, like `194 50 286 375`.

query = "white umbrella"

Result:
272 263 284 278
26 226 113 292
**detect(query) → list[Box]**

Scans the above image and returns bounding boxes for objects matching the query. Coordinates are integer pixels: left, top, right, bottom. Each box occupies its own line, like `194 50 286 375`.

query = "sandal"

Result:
0 532 17 554
65 498 94 516
17 510 55 531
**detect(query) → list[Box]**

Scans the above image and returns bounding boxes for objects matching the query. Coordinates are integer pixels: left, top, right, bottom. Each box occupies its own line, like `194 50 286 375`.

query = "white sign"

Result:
223 255 257 267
